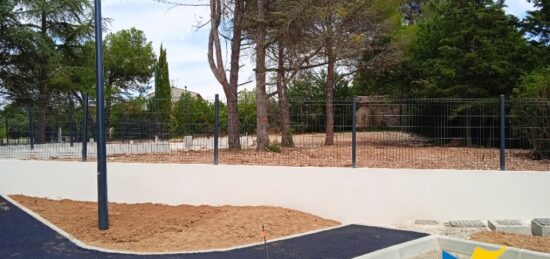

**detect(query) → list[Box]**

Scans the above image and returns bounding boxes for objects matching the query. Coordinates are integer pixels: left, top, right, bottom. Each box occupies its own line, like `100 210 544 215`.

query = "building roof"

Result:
148 87 202 102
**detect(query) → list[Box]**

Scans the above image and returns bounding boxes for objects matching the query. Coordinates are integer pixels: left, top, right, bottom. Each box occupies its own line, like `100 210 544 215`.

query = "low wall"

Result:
0 142 171 159
1 160 549 225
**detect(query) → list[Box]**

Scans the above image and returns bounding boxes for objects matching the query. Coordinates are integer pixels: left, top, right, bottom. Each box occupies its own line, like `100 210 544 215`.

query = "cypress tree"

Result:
154 45 172 138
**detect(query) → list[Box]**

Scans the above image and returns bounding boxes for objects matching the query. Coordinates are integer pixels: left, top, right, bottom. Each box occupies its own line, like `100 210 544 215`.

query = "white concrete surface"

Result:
0 142 170 159
0 135 258 159
1 159 549 225
354 235 550 259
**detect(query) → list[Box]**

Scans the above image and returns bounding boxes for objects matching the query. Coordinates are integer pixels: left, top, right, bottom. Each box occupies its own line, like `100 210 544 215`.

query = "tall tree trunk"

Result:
35 93 48 144
227 0 244 150
276 44 293 147
227 93 241 149
325 38 335 146
255 0 270 151
35 10 49 144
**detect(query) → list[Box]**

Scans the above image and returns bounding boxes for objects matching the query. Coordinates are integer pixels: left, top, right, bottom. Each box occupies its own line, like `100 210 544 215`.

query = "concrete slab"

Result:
449 220 485 228
532 218 550 237
487 220 531 235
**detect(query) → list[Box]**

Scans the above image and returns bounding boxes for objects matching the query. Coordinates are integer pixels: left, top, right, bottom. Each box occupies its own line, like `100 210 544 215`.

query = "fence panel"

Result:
0 94 548 171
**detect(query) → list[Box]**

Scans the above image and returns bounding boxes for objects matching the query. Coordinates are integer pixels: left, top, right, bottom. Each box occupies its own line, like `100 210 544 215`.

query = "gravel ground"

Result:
396 221 488 240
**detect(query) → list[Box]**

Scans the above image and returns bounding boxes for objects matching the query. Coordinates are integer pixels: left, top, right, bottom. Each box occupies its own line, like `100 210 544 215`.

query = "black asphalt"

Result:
0 196 428 258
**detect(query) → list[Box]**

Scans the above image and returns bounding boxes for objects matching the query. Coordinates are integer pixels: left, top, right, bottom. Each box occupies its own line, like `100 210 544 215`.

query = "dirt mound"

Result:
11 195 339 253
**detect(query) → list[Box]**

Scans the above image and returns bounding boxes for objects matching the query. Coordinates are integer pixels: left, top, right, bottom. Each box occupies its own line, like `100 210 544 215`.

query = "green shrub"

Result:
267 142 282 153
512 67 550 159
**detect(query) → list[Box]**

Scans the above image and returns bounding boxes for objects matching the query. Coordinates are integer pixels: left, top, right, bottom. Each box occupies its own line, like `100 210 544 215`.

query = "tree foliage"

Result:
154 45 172 137
171 92 213 136
405 0 529 98
522 0 550 46
104 28 155 97
0 0 93 143
103 28 156 127
511 66 550 159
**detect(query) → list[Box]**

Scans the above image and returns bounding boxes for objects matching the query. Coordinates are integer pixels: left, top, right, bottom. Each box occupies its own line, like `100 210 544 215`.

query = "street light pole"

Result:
94 0 109 230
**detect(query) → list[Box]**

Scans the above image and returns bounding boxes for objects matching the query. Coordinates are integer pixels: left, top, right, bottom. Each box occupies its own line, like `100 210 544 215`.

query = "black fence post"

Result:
69 97 75 147
213 94 219 165
94 0 109 230
4 116 8 145
82 94 89 161
28 105 34 150
499 95 506 171
352 96 357 168
153 100 158 142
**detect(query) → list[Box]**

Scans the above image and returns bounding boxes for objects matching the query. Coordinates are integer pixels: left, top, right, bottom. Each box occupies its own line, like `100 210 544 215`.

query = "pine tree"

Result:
522 0 550 46
1 0 94 143
408 0 529 98
154 45 172 138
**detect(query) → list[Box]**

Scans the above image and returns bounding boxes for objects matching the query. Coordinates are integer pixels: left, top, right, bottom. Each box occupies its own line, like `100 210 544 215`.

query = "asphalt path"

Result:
0 196 428 258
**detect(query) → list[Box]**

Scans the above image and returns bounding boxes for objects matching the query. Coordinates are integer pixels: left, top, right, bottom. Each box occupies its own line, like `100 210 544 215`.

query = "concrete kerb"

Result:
532 219 550 237
1 194 345 256
354 235 550 259
488 220 531 235
353 235 439 259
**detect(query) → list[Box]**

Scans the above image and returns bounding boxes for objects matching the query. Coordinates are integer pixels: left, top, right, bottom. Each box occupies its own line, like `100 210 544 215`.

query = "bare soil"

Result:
99 146 550 171
471 231 550 254
11 195 339 253
50 132 550 171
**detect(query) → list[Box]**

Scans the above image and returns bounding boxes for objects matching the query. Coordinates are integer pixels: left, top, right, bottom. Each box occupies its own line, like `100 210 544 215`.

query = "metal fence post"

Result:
82 94 89 161
94 0 109 230
499 95 506 171
28 105 34 150
69 97 75 147
153 100 158 141
213 94 219 165
352 96 357 168
4 116 8 145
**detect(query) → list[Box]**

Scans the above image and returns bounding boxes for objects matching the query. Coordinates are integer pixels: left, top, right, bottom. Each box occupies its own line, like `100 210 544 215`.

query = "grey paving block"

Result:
487 220 531 235
532 218 550 237
449 220 485 228
415 220 439 225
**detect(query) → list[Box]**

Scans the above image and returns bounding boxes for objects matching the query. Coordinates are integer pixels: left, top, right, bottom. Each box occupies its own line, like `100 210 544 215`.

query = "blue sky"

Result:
103 0 535 99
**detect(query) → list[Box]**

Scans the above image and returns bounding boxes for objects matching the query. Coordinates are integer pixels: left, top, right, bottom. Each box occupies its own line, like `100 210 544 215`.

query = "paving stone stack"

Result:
532 218 550 237
487 220 531 235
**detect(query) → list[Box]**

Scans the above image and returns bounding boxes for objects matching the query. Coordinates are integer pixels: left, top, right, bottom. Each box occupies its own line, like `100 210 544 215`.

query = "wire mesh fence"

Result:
0 94 548 171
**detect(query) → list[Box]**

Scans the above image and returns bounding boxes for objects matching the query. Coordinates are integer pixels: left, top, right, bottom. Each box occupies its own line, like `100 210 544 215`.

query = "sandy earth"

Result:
471 231 550 254
11 195 340 253
93 145 549 171
43 132 550 171
399 222 550 255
